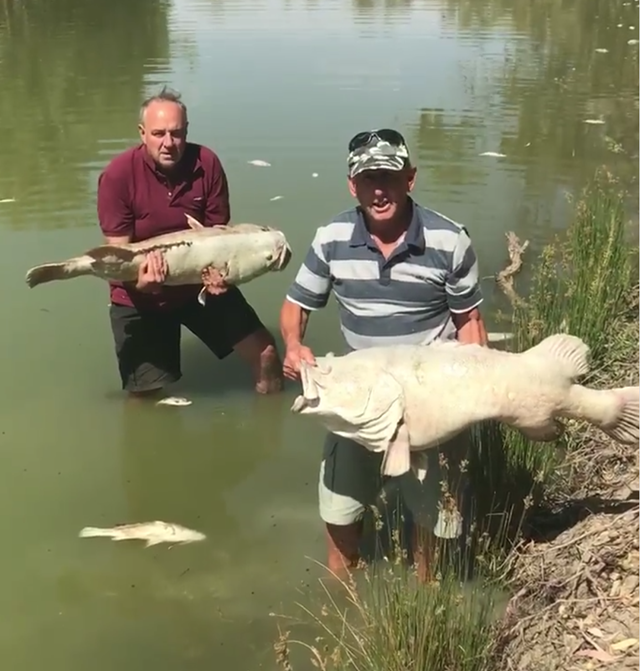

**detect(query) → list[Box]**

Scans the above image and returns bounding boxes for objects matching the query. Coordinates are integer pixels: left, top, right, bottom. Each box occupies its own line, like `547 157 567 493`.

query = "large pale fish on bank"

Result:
24 214 292 305
291 334 639 481
79 520 206 547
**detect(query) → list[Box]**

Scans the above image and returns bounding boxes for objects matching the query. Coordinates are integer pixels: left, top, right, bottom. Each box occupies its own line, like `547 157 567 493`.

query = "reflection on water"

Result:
0 0 171 230
0 0 637 668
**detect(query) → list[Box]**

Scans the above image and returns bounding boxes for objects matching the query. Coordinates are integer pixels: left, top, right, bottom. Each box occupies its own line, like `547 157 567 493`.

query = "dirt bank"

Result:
496 314 639 671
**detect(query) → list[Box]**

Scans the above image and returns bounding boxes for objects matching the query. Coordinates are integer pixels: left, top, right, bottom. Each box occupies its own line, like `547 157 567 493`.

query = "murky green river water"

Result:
0 0 637 668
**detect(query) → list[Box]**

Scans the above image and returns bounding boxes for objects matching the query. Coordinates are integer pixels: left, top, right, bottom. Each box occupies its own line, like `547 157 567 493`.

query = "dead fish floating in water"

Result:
79 521 206 547
479 151 506 158
291 334 639 481
156 396 192 407
248 159 271 167
24 215 292 305
584 119 606 125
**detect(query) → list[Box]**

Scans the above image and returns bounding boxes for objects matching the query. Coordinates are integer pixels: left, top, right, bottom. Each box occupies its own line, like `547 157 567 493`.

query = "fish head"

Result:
259 227 292 272
231 229 292 280
182 529 207 543
172 524 207 544
292 355 405 446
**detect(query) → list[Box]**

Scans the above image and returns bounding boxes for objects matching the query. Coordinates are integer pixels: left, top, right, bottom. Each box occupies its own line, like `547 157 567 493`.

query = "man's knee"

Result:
109 303 181 393
318 435 381 525
318 459 367 526
234 326 279 362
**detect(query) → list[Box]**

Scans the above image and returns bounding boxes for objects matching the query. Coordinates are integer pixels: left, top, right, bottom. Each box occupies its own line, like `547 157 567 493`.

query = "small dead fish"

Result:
628 39 639 44
584 119 606 125
292 334 639 482
269 195 283 201
79 521 206 547
0 197 15 203
595 48 609 53
24 214 292 306
312 172 319 178
248 159 271 167
156 396 192 407
479 151 506 158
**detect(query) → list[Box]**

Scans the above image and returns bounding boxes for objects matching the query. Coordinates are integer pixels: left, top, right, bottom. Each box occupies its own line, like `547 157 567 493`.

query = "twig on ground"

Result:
496 231 530 309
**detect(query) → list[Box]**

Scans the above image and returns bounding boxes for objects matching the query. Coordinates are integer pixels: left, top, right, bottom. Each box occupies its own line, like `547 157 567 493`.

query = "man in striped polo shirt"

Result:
279 129 488 580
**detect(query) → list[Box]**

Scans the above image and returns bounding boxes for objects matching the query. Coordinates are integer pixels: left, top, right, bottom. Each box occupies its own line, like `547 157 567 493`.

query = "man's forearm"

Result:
452 308 488 346
280 300 310 346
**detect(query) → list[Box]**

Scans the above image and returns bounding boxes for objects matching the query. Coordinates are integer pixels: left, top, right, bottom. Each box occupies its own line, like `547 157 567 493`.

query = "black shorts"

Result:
109 286 265 393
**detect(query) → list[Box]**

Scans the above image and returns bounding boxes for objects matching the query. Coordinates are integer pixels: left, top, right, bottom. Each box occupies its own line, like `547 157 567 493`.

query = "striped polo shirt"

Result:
285 199 483 351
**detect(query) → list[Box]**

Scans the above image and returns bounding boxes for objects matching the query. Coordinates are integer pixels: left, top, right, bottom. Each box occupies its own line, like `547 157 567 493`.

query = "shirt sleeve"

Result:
285 227 333 311
97 167 134 238
445 228 483 313
203 153 231 226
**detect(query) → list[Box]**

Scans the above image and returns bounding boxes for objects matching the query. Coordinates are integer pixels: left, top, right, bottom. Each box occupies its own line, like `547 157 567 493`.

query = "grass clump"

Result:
483 166 637 514
509 166 635 371
275 559 503 671
274 166 638 671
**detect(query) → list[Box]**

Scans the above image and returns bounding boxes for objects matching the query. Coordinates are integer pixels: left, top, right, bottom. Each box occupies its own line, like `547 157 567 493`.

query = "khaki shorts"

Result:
318 429 471 536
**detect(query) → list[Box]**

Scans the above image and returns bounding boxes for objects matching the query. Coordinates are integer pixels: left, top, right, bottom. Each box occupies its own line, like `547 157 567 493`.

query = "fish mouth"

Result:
275 242 293 271
291 395 319 413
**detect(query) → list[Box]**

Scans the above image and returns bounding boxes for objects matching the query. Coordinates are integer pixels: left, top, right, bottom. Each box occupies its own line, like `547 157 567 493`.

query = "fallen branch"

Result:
496 231 530 309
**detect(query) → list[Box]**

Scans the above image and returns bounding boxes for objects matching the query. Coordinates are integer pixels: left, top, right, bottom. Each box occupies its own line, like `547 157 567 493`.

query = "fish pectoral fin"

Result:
346 370 409 476
381 422 412 478
185 213 205 230
144 538 164 547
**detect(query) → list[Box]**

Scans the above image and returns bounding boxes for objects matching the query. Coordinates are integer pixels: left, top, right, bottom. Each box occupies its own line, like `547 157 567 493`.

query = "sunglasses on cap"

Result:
348 128 407 153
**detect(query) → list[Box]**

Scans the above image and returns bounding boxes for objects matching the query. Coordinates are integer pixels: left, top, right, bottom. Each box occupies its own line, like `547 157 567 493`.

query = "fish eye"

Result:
266 253 274 261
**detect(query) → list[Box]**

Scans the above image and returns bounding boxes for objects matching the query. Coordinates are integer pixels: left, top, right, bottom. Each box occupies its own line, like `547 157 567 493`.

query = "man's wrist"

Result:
284 336 302 349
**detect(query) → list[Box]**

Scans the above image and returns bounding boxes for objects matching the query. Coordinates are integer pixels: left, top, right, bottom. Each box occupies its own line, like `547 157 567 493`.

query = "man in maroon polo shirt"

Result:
97 87 283 398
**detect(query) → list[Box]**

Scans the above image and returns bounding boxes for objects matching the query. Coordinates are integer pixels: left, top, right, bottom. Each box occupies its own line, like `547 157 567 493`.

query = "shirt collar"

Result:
349 197 425 252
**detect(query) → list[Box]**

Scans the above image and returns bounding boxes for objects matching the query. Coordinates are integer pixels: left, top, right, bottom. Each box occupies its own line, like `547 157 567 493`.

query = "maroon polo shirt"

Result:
96 142 230 310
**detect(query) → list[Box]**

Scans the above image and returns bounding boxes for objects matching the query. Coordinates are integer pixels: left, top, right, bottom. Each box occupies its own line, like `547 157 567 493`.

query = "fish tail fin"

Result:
523 333 590 380
565 384 639 445
78 526 114 539
25 256 93 288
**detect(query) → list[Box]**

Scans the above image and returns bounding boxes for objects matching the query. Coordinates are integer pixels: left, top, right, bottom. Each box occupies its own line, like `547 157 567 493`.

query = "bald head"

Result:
138 87 189 172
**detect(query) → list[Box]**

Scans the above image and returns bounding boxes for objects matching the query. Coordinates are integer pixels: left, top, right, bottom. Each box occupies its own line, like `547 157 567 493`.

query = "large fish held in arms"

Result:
24 214 292 304
291 334 639 481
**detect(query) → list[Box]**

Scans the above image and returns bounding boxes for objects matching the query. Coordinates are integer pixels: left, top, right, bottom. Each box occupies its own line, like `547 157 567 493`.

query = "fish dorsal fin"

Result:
523 334 590 380
185 213 205 230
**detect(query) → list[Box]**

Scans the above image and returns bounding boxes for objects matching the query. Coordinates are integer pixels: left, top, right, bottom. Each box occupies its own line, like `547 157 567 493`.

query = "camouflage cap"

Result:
347 133 411 179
